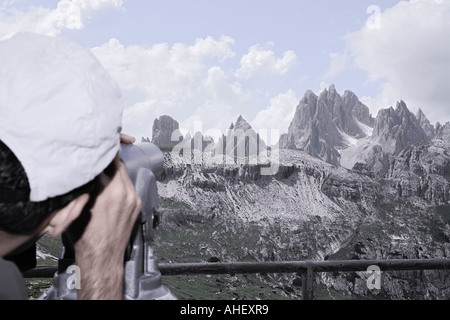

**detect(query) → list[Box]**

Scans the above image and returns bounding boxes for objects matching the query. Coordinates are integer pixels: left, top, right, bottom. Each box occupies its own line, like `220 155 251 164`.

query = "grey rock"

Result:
372 101 429 155
342 90 375 128
416 108 436 139
354 101 432 178
283 85 374 166
234 115 252 132
152 115 182 151
158 145 450 300
215 115 267 159
279 133 296 150
436 122 450 142
389 140 450 203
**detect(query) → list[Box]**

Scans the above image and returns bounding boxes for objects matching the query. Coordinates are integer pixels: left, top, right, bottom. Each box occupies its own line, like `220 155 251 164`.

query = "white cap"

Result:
0 33 123 202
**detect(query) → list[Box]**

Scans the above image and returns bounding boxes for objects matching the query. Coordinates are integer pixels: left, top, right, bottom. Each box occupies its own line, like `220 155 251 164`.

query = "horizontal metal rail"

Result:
24 258 450 278
23 258 449 300
159 259 450 275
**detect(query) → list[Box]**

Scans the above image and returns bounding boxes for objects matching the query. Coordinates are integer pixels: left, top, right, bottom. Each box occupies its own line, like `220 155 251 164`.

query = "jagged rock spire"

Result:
415 108 435 139
282 85 374 165
372 101 429 154
152 115 182 150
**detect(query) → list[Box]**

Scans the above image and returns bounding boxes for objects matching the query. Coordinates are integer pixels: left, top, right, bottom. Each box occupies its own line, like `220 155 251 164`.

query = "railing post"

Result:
302 260 314 300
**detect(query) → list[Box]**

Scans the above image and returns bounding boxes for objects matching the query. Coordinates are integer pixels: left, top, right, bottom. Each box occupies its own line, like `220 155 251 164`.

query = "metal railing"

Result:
24 258 450 300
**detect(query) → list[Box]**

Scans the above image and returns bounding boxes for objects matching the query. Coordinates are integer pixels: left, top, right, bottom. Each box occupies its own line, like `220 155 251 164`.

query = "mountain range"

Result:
150 85 450 175
146 85 449 300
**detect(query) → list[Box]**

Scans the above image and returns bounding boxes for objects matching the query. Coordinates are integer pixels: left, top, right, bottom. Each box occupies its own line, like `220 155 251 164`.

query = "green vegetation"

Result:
36 235 62 266
314 283 349 300
26 279 53 300
162 274 294 300
160 197 192 210
25 235 61 298
155 218 267 264
436 205 450 225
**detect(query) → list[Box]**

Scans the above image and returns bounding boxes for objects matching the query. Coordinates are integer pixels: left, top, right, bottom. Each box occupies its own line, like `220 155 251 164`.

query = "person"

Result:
0 33 141 300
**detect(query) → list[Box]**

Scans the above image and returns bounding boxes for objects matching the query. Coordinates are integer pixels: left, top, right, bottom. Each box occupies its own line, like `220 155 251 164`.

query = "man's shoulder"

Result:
0 258 27 300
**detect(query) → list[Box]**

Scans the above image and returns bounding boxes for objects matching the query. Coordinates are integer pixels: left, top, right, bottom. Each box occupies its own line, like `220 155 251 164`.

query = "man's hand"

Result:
73 153 142 300
120 133 136 145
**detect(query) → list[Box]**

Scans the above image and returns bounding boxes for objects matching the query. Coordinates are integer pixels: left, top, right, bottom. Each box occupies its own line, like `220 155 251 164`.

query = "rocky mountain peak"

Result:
342 90 375 128
324 84 338 100
415 108 426 122
395 100 409 116
282 85 374 166
304 89 317 100
234 115 252 132
372 107 396 138
152 115 182 150
436 122 450 142
372 101 429 155
415 108 436 139
212 115 267 158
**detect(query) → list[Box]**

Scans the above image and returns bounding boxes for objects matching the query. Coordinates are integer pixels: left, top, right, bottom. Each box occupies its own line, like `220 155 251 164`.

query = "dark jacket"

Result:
0 258 27 300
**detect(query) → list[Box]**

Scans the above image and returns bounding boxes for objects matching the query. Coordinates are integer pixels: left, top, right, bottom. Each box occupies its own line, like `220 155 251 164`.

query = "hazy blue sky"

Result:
1 0 449 140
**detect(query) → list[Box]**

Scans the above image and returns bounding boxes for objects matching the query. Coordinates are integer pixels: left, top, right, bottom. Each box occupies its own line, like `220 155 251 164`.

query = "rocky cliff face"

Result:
150 87 449 300
436 122 450 141
339 100 433 179
214 115 267 160
152 115 182 150
371 101 429 155
388 140 450 204
416 108 436 139
342 90 375 129
282 85 374 166
156 147 450 300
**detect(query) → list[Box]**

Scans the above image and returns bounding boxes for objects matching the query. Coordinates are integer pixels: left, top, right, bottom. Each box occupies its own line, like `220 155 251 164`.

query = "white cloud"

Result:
235 44 298 79
0 0 124 38
251 89 299 140
94 37 301 140
319 81 330 92
346 0 450 124
189 36 235 61
0 2 301 140
92 36 252 139
45 0 124 31
360 82 399 115
324 51 348 79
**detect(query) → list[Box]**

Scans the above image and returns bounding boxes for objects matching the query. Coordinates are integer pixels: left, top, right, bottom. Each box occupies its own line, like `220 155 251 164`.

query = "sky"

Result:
1 0 449 141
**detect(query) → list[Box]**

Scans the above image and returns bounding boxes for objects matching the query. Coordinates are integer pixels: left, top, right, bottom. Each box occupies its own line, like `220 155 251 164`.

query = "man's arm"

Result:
73 154 141 300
